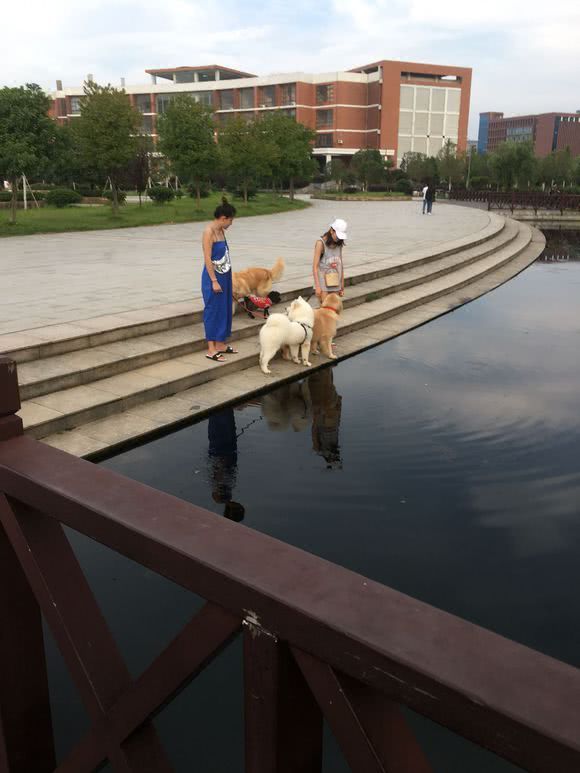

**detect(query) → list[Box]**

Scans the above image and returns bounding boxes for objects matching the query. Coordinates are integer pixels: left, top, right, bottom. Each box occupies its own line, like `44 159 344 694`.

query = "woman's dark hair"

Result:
214 196 236 219
322 229 345 248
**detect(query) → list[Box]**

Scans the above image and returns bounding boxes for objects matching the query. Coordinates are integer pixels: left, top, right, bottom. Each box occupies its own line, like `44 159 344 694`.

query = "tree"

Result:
327 158 351 191
401 152 436 184
157 95 218 207
350 149 389 191
437 140 465 191
219 117 278 204
74 81 140 214
259 112 316 199
0 83 59 224
489 141 537 190
122 134 152 206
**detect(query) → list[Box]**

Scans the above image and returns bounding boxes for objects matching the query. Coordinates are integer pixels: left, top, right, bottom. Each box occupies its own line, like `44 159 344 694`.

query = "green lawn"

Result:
0 194 310 237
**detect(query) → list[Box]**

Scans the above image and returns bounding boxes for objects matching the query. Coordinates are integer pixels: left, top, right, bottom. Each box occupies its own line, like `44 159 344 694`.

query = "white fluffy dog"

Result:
259 296 314 375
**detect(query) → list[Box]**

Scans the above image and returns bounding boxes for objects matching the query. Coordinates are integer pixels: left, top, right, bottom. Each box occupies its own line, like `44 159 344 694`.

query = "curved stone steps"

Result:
18 220 542 445
15 218 519 402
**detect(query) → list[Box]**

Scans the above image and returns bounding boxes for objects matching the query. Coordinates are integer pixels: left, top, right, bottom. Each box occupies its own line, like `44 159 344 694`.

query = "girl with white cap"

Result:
313 218 347 303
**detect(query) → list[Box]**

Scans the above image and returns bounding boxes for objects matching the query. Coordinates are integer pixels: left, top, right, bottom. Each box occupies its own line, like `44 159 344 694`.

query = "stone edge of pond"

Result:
68 225 545 463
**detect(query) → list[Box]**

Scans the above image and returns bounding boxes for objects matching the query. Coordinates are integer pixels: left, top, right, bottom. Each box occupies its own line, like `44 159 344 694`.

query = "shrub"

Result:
147 186 175 204
343 185 359 194
174 188 184 199
0 191 46 202
394 178 413 195
46 189 83 208
367 183 389 192
102 189 127 205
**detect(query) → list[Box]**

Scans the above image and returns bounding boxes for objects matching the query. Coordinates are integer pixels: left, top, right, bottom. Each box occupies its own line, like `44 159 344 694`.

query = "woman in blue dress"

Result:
201 197 237 361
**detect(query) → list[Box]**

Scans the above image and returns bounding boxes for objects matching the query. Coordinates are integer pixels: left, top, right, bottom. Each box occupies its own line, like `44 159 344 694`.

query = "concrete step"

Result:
15 219 519 401
1 215 506 364
19 221 533 441
40 224 545 460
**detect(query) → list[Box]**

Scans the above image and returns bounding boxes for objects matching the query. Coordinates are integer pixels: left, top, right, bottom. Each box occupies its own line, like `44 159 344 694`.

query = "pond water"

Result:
46 229 580 771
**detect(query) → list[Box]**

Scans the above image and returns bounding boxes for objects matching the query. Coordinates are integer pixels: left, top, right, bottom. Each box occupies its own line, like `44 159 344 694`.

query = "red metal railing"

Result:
1 354 580 772
450 189 580 214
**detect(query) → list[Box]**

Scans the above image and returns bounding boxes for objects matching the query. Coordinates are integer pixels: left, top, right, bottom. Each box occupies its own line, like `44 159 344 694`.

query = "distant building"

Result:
467 139 478 153
49 60 472 168
478 111 580 156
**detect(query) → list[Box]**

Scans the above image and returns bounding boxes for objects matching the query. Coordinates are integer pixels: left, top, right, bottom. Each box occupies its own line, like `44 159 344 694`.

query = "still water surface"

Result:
47 230 580 771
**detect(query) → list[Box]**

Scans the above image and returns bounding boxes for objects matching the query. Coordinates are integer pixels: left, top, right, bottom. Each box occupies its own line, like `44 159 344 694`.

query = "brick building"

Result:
50 59 472 168
478 111 580 156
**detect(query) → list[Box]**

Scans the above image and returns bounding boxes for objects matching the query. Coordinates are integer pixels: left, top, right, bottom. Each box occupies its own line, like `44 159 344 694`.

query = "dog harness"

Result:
297 321 313 343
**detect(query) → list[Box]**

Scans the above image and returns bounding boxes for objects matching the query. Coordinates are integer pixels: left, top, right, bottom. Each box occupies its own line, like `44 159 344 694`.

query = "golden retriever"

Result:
232 258 285 299
311 293 343 359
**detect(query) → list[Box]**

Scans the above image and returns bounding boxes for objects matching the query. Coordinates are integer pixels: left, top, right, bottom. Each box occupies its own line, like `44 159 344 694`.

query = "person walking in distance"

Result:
313 218 347 304
201 197 238 362
425 183 435 215
422 183 429 214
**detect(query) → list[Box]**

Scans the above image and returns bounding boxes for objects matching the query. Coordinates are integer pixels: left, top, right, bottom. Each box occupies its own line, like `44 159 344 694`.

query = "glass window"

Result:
156 94 174 114
282 108 296 120
414 112 429 134
191 91 213 106
316 84 334 105
280 83 296 105
141 115 154 134
415 88 430 111
174 71 196 83
219 90 234 110
413 137 428 154
429 113 444 135
431 88 446 112
446 89 461 112
258 86 276 108
239 88 254 109
398 111 412 133
69 96 81 115
315 133 333 147
444 113 459 137
316 109 333 128
399 86 414 110
197 70 216 82
134 94 152 113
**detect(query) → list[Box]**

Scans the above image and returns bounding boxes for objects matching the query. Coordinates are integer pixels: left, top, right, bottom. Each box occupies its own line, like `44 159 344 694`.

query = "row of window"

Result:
136 109 298 134
67 84 317 116
400 85 461 114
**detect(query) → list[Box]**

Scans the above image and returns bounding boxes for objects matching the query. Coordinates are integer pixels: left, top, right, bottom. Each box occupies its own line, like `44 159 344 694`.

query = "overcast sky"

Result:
4 0 579 138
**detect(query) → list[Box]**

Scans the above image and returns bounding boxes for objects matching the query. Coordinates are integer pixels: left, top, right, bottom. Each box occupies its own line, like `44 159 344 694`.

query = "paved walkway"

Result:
0 199 490 334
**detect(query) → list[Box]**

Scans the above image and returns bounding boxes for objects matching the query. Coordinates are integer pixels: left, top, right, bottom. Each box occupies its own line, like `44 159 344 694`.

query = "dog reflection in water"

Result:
261 368 342 469
207 408 245 522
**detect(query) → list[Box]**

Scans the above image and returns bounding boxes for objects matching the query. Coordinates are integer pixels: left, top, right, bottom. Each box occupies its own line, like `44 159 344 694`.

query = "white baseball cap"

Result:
329 218 348 241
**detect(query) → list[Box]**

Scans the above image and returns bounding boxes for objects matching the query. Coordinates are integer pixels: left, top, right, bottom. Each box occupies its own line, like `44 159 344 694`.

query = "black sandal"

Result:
206 352 226 362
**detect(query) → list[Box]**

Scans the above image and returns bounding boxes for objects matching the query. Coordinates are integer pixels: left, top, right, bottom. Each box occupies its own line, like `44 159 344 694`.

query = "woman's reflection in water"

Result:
260 367 343 469
207 407 245 522
309 368 343 469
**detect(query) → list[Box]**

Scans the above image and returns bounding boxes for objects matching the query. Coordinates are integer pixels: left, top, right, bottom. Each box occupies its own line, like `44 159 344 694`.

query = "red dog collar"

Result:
321 306 339 314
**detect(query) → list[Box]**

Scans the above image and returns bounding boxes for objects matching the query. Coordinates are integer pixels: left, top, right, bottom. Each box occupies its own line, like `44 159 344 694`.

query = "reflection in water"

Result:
207 408 245 522
538 228 580 262
260 367 342 468
309 368 342 469
81 230 580 773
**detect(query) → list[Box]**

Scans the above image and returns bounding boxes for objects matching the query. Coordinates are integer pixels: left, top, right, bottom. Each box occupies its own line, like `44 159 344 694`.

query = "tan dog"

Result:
311 293 343 359
232 258 285 299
